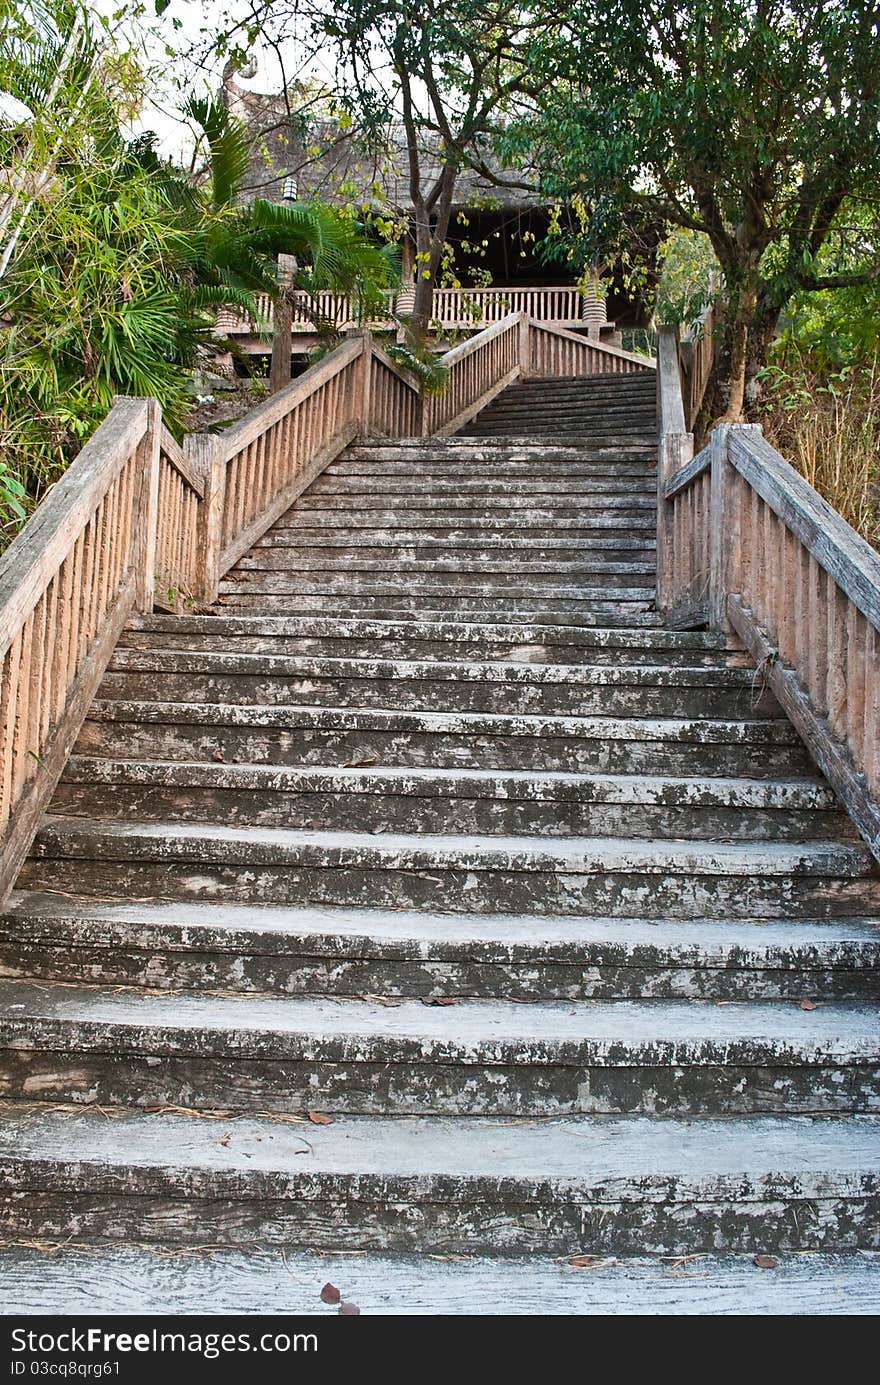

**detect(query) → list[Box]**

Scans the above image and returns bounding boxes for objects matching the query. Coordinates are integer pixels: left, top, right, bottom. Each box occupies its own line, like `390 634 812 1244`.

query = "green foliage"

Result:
384 339 448 397
0 5 398 531
655 230 719 335
508 0 880 414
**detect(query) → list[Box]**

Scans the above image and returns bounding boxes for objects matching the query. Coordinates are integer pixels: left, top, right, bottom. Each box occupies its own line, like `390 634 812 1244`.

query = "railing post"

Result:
655 328 693 617
518 312 531 379
656 432 690 615
133 397 161 613
187 432 226 607
709 422 761 633
357 331 372 434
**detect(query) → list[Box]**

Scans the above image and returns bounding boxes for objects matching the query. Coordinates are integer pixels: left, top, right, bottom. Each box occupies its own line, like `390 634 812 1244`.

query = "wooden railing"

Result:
657 324 880 861
0 397 159 899
529 321 651 378
425 313 525 435
216 284 610 338
431 286 583 330
155 425 204 611
0 314 654 900
215 290 394 337
677 306 716 435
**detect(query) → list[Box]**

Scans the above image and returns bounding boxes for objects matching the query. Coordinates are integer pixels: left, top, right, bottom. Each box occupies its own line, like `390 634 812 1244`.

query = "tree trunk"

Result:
407 169 457 340
743 290 783 416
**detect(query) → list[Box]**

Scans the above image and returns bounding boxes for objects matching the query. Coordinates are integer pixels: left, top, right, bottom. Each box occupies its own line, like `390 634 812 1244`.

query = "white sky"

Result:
95 0 338 159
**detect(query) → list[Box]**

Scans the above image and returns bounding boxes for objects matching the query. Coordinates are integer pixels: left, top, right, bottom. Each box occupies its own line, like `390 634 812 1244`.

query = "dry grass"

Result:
760 351 880 551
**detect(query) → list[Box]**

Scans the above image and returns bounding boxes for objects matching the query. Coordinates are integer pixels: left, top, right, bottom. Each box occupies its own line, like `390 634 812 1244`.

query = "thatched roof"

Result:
224 79 539 214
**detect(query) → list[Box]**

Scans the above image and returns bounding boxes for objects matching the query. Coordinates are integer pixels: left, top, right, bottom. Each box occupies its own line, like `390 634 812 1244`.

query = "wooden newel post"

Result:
133 397 161 613
187 432 226 607
655 328 693 617
709 422 761 634
357 330 372 433
518 312 531 379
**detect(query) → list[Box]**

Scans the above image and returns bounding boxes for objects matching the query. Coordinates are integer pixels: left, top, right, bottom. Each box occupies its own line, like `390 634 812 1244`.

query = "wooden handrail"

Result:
0 313 657 902
657 327 880 862
0 396 159 899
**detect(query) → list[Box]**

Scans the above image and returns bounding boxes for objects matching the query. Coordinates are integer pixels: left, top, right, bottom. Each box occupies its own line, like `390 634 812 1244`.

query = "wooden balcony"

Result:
215 285 607 349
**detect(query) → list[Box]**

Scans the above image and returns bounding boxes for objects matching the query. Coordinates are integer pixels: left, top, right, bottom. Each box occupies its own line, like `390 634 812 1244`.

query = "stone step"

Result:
23 819 880 918
98 651 772 718
462 412 655 430
292 494 658 514
76 703 810 776
310 476 657 497
251 545 657 569
1 982 877 1116
332 457 657 477
463 429 652 441
213 595 663 623
468 402 656 416
218 574 657 599
0 1105 876 1254
2 1244 878 1316
232 554 657 579
53 760 847 843
275 517 659 537
123 615 724 666
5 894 878 1001
256 533 657 556
345 442 656 461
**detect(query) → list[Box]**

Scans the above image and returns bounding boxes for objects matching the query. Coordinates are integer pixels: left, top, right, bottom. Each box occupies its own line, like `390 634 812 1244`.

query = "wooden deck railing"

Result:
215 284 608 338
431 286 584 330
0 313 652 900
656 324 880 861
0 397 160 899
155 425 204 611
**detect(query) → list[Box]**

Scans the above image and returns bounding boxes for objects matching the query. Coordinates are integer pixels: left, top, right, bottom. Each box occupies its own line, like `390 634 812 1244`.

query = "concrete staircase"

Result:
0 372 878 1309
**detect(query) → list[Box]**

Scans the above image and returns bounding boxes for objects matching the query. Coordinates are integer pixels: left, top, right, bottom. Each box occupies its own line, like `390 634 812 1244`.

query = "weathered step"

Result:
462 414 655 432
98 652 771 718
216 576 658 602
123 615 724 667
0 1106 876 1254
213 595 663 624
464 429 653 441
76 704 811 776
275 512 657 533
310 475 657 498
4 895 878 1001
291 494 657 514
232 553 657 579
344 442 656 461
1 983 876 1116
53 761 850 843
255 534 657 557
331 457 656 477
3 1244 878 1316
23 819 880 918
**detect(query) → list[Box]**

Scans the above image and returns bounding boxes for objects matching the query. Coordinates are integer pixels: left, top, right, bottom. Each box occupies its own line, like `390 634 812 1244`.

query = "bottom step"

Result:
0 1107 877 1257
0 1244 877 1316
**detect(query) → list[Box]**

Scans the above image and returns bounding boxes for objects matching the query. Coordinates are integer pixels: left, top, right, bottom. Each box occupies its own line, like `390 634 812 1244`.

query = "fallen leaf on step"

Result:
320 1282 341 1305
362 993 403 1007
568 1254 616 1269
421 996 458 1006
753 1254 778 1269
338 1301 361 1315
307 1110 334 1125
799 998 818 1010
218 1132 231 1147
211 749 225 762
343 757 378 768
307 819 330 830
